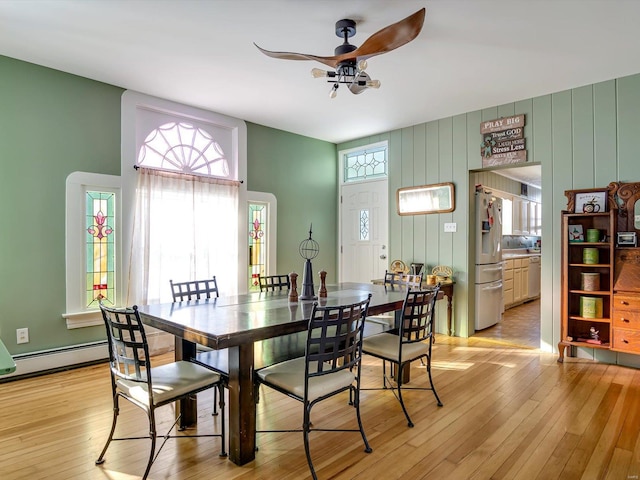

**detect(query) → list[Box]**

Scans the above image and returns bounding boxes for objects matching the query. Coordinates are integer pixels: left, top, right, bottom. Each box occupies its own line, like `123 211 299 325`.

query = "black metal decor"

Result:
299 224 319 300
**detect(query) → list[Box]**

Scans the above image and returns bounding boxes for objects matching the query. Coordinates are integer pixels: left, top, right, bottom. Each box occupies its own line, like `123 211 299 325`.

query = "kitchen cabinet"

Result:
512 198 529 235
503 254 539 308
529 201 542 236
503 259 514 306
512 258 523 303
522 257 530 300
504 257 525 308
500 195 540 236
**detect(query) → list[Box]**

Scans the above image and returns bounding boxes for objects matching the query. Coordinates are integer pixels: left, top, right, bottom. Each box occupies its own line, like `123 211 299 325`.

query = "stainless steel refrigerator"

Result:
474 190 503 330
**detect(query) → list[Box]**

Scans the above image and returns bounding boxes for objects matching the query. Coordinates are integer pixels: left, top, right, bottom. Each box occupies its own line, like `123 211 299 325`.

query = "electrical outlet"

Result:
16 328 29 344
444 222 457 233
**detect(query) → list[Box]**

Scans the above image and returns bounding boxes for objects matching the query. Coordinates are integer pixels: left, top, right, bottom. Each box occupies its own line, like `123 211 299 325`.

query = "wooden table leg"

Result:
176 337 198 428
446 292 453 336
227 343 256 466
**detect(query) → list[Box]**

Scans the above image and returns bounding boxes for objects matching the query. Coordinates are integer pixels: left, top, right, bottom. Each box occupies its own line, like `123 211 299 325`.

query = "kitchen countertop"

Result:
502 249 541 259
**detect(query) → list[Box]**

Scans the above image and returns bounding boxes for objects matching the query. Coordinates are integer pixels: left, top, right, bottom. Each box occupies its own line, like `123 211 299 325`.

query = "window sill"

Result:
62 311 103 329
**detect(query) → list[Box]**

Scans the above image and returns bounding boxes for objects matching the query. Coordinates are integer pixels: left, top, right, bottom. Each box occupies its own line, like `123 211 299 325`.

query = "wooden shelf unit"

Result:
558 210 615 362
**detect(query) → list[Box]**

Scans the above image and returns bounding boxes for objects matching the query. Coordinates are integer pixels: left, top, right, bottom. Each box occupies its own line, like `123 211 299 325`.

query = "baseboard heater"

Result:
0 340 109 382
1 330 175 382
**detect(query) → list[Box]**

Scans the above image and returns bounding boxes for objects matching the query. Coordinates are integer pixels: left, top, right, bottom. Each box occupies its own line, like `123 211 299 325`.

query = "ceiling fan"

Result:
254 8 426 98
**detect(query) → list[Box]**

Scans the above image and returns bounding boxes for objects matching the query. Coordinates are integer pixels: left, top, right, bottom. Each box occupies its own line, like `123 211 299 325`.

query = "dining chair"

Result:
383 270 422 288
170 276 219 301
259 274 290 292
96 303 226 480
367 271 422 329
362 285 442 427
170 276 227 416
255 295 373 480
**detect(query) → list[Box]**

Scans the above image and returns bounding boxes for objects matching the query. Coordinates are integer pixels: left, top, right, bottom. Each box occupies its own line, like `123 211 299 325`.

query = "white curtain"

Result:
127 168 239 305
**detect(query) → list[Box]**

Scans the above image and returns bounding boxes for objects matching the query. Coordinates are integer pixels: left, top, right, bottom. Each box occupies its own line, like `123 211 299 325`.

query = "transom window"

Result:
137 122 230 178
343 144 388 182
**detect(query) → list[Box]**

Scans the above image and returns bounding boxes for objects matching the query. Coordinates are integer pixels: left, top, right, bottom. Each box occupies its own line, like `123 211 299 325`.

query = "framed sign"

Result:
574 191 607 214
564 187 610 213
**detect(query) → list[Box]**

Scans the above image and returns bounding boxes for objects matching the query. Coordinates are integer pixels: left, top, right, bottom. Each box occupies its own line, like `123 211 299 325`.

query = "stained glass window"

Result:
137 122 230 178
86 191 115 307
360 209 370 240
248 203 266 291
344 144 387 182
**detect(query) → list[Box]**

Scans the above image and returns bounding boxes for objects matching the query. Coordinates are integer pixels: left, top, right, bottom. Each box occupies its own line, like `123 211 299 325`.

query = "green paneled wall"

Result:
338 73 640 367
0 56 123 354
3 51 640 369
246 123 338 283
0 56 336 357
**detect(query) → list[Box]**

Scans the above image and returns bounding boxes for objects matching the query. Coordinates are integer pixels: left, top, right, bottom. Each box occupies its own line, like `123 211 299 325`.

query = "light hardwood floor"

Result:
474 299 541 349
2 334 639 480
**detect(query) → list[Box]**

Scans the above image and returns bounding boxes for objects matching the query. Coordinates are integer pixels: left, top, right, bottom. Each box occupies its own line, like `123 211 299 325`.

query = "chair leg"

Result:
396 363 414 428
382 360 389 388
217 383 228 457
352 385 373 454
426 356 443 407
212 385 219 416
302 403 318 480
142 411 158 480
95 396 119 465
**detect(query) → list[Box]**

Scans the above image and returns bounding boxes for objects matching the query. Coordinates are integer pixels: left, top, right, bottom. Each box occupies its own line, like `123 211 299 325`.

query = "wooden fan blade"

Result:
255 8 425 68
348 7 426 62
254 43 340 68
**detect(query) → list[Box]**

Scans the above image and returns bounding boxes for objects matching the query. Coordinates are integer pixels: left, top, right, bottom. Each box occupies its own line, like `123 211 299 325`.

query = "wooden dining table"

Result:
137 282 413 466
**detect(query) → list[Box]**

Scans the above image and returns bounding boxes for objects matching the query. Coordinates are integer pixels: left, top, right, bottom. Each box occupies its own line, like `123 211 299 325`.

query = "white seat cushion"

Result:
257 357 355 402
116 361 221 406
363 332 429 364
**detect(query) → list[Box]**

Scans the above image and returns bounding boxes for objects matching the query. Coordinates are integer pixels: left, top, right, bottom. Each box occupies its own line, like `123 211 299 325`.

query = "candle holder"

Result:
298 224 319 300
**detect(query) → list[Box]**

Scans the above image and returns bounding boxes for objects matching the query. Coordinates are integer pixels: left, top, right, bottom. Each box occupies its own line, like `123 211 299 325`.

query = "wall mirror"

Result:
397 182 455 216
610 181 640 232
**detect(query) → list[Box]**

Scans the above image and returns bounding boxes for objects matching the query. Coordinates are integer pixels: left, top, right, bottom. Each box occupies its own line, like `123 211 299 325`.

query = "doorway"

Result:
470 166 542 348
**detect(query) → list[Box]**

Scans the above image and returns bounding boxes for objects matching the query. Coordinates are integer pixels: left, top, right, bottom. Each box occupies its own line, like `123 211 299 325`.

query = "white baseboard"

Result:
3 331 174 380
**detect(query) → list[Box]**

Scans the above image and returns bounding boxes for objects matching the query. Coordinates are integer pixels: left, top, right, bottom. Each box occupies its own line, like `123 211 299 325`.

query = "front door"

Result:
340 179 389 283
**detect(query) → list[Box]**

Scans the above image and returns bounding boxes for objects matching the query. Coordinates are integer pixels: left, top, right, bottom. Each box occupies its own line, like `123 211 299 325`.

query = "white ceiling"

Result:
493 165 542 188
2 1 640 144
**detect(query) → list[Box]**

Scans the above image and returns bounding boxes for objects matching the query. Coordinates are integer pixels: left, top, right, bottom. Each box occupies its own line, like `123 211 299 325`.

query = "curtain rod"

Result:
133 165 243 184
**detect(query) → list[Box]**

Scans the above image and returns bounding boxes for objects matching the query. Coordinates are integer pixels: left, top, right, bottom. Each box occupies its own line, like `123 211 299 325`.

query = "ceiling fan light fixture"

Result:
254 8 425 97
329 83 339 99
311 68 328 78
366 79 381 89
349 71 371 95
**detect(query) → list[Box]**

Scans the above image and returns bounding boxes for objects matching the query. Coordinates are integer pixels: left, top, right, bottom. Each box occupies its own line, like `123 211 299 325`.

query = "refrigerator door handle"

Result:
481 283 503 291
483 266 503 273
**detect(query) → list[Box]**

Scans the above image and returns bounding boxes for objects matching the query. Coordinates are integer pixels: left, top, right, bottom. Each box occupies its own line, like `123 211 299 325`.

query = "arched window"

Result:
122 92 247 304
138 122 230 178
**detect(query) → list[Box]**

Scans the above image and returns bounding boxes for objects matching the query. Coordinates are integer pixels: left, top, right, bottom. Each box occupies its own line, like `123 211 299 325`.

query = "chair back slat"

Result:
170 276 219 301
305 295 371 376
100 303 152 385
400 286 440 344
259 274 290 292
383 270 422 288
